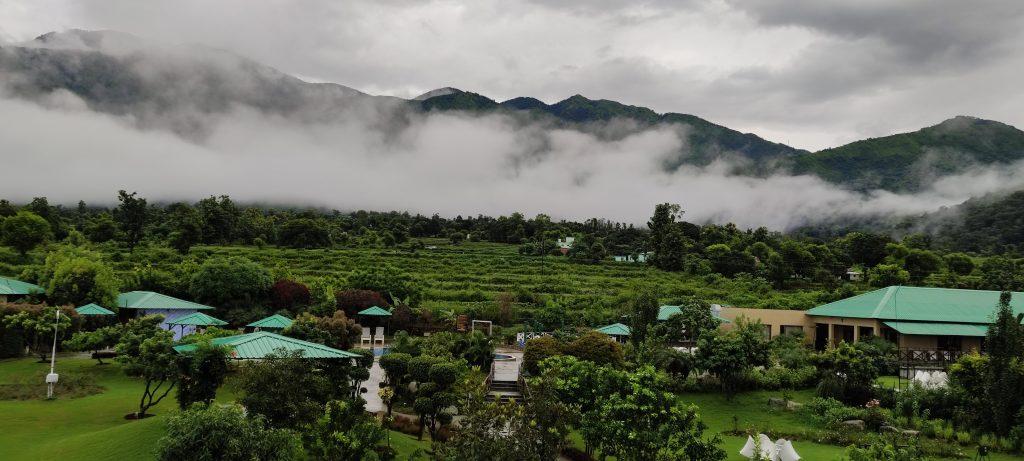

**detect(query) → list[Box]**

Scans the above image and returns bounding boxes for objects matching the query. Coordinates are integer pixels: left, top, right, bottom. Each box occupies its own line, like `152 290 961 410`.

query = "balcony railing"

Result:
897 349 966 366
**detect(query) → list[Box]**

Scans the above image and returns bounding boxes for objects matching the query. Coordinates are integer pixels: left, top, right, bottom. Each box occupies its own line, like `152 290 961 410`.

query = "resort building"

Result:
117 291 218 340
726 286 1023 356
0 276 44 303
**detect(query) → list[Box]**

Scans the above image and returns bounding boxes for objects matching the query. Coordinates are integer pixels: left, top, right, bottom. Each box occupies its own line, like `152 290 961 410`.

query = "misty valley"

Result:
3 15 1024 461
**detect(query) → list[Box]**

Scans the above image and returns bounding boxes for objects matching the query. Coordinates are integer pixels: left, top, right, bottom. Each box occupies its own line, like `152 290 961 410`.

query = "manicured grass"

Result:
0 356 175 461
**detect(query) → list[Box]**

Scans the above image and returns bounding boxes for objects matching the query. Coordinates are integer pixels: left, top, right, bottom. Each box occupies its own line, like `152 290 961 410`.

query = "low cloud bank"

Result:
3 90 1024 231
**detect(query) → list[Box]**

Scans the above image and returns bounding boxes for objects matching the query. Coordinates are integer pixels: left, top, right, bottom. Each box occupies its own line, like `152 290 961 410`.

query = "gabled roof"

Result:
0 276 44 296
75 303 115 315
247 314 293 330
174 332 359 360
168 312 228 326
657 305 731 323
883 321 988 337
806 286 1024 324
357 306 392 316
596 323 631 336
117 291 214 310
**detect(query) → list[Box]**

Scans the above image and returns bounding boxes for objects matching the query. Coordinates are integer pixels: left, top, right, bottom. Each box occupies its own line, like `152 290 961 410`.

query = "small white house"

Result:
117 291 218 340
845 270 863 282
613 252 651 263
557 237 575 249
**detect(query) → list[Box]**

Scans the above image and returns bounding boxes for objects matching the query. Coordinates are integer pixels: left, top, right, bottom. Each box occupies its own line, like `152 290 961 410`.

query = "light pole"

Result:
45 309 60 399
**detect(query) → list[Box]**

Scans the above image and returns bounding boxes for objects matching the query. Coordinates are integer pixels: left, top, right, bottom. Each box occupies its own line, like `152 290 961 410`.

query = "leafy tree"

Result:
47 256 120 308
278 218 332 248
647 203 686 271
115 190 147 252
695 317 769 399
166 203 203 254
813 341 880 405
869 264 910 287
443 373 571 461
283 311 361 350
65 323 121 364
346 264 422 306
903 249 943 283
335 289 390 318
844 232 890 272
196 195 240 244
566 330 624 367
943 253 975 276
303 399 384 461
523 336 563 375
346 348 374 399
189 256 272 314
175 339 230 409
379 352 411 416
596 367 725 461
983 291 1024 435
980 256 1023 291
628 288 660 346
448 231 465 245
268 279 311 315
1 210 52 256
238 350 331 429
2 306 74 361
413 360 463 440
459 330 495 369
156 404 301 461
0 199 15 217
85 212 119 243
117 323 178 417
568 234 607 264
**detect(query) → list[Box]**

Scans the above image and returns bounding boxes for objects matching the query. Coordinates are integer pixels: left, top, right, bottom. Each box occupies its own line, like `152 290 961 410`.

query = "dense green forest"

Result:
2 192 1023 338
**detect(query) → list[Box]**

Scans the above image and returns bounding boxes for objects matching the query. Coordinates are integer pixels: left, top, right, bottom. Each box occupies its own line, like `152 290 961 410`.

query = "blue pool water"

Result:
371 348 515 360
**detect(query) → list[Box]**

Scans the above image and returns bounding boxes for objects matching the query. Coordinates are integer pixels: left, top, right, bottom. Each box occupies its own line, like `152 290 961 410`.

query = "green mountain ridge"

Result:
5 30 1024 195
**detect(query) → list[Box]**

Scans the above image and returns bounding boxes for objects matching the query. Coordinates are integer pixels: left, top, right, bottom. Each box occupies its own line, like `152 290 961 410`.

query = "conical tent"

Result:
777 439 802 461
739 436 756 458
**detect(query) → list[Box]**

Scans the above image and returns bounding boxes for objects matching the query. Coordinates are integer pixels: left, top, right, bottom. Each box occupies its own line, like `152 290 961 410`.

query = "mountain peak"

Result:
413 87 463 101
31 29 144 55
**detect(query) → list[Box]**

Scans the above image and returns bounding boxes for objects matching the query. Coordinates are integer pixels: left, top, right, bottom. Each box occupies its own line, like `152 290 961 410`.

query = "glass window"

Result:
780 325 803 335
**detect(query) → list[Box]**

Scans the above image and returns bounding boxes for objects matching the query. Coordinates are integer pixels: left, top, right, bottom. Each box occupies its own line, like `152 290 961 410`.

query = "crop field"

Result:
87 239 843 316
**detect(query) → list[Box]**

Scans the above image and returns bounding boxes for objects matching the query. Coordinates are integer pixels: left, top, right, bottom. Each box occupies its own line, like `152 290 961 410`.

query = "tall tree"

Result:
984 291 1024 435
115 190 148 253
628 288 660 346
647 203 687 271
1 210 52 256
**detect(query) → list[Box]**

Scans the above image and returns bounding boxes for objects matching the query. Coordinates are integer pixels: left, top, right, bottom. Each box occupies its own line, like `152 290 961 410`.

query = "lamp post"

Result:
45 308 60 399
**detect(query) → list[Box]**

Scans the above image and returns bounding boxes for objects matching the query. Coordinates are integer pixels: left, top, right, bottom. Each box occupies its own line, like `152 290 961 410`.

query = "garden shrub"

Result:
806 397 867 429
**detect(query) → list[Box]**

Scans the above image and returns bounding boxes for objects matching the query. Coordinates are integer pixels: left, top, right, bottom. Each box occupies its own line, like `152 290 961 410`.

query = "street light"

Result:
46 308 60 399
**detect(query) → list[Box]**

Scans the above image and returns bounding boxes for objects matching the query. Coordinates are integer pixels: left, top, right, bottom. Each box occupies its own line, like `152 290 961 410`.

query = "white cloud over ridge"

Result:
2 92 1023 231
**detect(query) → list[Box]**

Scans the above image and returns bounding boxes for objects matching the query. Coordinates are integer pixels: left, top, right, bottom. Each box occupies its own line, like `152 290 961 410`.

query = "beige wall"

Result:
0 294 6 303
718 308 983 352
720 307 815 338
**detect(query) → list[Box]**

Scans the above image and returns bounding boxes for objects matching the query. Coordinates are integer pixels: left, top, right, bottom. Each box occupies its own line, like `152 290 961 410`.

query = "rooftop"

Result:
0 276 44 296
174 331 359 360
117 291 214 310
246 314 293 330
806 286 1024 324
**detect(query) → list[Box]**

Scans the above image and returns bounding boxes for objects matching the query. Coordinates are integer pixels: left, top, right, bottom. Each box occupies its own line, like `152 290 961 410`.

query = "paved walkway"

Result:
493 350 522 381
363 359 385 412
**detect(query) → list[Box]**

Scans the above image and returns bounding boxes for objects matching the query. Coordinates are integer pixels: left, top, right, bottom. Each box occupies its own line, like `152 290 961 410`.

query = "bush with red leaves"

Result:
335 289 390 318
269 279 311 315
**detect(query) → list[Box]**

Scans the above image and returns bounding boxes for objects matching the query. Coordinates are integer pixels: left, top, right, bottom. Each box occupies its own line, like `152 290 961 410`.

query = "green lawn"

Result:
0 356 430 461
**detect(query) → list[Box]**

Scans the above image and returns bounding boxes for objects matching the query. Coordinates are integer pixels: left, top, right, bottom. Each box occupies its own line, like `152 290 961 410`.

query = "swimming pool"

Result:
372 348 516 361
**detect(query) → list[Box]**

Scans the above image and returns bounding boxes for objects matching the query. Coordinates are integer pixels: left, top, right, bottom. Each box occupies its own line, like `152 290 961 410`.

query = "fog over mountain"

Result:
3 30 1024 230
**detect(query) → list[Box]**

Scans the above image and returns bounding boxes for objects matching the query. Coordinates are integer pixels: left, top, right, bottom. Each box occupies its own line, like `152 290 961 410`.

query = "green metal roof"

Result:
596 323 631 336
75 303 115 315
168 312 228 326
246 314 293 330
657 305 731 323
0 276 44 296
807 286 1024 324
117 291 214 310
357 306 392 316
883 321 989 337
174 331 360 360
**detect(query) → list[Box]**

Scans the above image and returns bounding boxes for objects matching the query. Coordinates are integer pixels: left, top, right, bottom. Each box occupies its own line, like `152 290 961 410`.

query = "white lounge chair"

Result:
361 327 372 346
373 326 385 346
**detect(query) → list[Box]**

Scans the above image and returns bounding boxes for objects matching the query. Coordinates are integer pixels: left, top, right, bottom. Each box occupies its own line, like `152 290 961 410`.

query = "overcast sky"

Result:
2 0 1024 150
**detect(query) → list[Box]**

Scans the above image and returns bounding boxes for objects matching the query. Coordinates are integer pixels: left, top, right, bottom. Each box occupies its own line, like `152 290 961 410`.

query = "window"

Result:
937 336 962 351
858 326 874 339
762 324 772 339
780 325 803 336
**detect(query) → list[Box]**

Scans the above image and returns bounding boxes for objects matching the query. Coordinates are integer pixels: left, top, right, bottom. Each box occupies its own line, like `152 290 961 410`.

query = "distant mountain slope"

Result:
794 116 1024 191
4 30 1024 194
